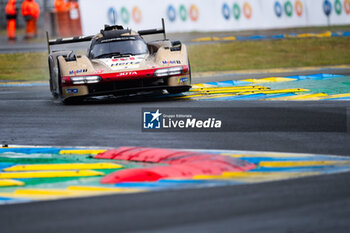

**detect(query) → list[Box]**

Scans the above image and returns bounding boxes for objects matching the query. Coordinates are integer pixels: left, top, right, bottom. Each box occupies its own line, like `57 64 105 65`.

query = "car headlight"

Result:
70 76 102 84
154 66 183 77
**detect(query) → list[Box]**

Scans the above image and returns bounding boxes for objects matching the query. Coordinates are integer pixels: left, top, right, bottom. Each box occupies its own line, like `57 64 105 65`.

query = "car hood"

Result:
96 55 147 71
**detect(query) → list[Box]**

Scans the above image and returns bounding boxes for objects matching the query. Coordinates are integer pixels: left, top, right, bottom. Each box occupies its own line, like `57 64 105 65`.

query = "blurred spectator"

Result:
54 0 68 12
5 0 17 41
21 0 40 39
66 0 79 10
67 0 82 36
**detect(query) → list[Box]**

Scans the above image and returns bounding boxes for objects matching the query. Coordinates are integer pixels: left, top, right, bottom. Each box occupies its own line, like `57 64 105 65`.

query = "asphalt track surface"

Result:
0 72 350 232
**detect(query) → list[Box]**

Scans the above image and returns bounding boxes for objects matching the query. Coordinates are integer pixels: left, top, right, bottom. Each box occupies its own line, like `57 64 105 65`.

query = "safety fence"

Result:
79 0 350 35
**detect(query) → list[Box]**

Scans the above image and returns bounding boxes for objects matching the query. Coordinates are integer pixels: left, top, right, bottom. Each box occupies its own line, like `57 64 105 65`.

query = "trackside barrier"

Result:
79 0 350 35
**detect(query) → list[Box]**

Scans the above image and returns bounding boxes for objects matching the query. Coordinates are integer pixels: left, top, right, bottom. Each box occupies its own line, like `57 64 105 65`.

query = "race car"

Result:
47 19 191 103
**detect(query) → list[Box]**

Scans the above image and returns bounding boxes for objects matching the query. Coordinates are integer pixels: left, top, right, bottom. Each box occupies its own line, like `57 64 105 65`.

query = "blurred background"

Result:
0 0 349 38
0 0 349 81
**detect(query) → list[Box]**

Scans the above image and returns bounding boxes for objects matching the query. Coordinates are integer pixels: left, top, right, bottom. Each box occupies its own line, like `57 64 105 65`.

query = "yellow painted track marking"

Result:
4 163 122 171
190 87 269 95
191 31 333 42
8 189 114 199
0 170 104 179
239 88 309 95
179 93 239 100
0 179 25 187
222 36 236 41
193 171 319 182
0 186 144 201
241 77 297 83
316 31 332 38
14 189 85 196
59 150 106 155
222 171 318 177
321 93 350 99
190 86 268 92
0 193 61 200
260 161 350 167
265 93 328 101
192 65 350 79
290 31 332 38
192 37 220 42
223 153 314 158
0 189 98 200
191 84 216 88
180 86 274 99
296 33 318 38
182 89 307 100
67 186 143 193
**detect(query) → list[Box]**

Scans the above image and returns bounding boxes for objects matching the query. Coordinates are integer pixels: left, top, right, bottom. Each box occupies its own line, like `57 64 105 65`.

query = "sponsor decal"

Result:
66 88 79 94
142 108 223 131
108 6 142 24
243 2 252 19
190 5 199 21
111 61 141 67
284 1 293 17
69 69 87 75
275 1 283 17
167 5 176 22
167 4 199 22
322 0 350 16
324 0 332 16
94 69 104 74
335 0 342 15
233 3 241 20
132 6 142 23
274 0 303 18
178 77 189 84
345 0 350 14
222 3 231 20
295 0 303 17
162 60 181 65
118 71 138 76
112 57 136 62
221 2 253 20
102 56 144 71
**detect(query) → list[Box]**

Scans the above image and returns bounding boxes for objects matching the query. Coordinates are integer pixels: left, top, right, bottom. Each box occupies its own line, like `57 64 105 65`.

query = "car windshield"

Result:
90 37 149 59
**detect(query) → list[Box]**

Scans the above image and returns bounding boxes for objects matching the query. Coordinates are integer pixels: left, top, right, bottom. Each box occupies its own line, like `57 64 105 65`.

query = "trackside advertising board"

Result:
80 0 350 34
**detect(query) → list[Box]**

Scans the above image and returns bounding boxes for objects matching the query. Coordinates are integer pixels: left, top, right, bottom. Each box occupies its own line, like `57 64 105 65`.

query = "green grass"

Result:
188 37 350 72
0 37 350 81
0 52 48 81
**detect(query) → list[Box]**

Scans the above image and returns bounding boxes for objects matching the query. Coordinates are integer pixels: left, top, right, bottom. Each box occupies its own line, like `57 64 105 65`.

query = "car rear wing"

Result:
46 32 94 54
138 18 167 40
46 18 167 53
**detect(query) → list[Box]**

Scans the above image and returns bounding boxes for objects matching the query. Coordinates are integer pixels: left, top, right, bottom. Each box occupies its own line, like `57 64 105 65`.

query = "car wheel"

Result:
48 57 58 98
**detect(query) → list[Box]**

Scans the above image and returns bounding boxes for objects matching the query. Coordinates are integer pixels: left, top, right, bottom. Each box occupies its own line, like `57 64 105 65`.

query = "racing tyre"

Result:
167 86 191 94
48 57 58 98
